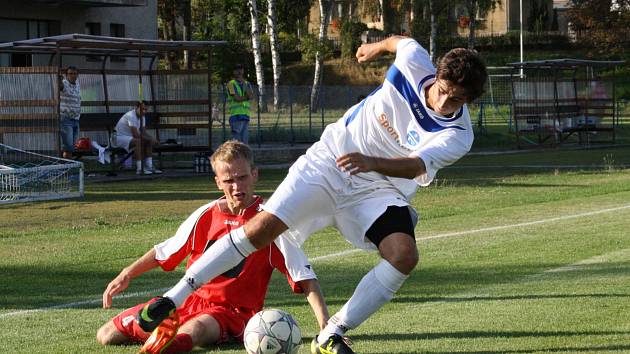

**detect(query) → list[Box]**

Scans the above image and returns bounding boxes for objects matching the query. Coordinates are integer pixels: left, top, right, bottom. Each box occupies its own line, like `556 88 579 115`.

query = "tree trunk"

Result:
467 0 477 49
180 0 192 69
159 0 178 69
310 0 332 111
267 0 281 110
429 0 437 62
248 0 267 112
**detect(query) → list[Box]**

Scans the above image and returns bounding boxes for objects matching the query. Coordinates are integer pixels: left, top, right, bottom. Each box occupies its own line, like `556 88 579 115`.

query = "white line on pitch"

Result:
2 203 630 319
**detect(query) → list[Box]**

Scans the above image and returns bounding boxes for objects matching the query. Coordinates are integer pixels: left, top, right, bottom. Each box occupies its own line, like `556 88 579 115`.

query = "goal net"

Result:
0 143 83 204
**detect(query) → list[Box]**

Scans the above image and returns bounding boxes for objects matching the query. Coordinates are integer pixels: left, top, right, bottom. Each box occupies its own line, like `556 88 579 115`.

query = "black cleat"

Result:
311 334 355 354
136 296 176 333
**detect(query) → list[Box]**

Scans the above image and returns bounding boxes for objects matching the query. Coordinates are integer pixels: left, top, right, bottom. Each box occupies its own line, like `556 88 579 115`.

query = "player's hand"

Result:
102 272 131 309
336 152 377 175
355 42 382 63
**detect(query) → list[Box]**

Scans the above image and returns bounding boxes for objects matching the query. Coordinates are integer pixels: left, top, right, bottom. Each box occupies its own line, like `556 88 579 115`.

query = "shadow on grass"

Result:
2 257 629 312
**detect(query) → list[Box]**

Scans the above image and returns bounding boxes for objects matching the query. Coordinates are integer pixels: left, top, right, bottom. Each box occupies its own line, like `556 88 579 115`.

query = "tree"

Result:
568 0 630 56
310 0 333 111
177 0 192 69
463 0 500 49
528 0 549 32
267 0 282 110
248 0 266 112
158 0 178 69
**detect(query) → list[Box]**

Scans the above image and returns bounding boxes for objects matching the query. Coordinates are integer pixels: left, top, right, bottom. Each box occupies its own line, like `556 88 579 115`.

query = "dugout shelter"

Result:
509 59 623 148
0 34 226 160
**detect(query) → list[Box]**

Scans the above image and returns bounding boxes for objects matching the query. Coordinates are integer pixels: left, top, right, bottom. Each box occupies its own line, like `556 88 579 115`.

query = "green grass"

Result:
2 147 630 353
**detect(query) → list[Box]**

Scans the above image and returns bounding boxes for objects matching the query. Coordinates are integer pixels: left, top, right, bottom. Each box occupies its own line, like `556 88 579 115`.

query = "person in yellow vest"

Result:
226 64 254 144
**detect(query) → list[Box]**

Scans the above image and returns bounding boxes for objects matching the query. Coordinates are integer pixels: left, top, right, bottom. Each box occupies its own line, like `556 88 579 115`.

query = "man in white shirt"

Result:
114 101 162 175
137 36 487 354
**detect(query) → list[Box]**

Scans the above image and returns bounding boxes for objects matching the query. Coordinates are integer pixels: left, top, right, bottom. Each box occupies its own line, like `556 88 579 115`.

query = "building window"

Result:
86 22 101 36
110 23 125 38
85 22 102 61
110 23 126 62
0 18 60 67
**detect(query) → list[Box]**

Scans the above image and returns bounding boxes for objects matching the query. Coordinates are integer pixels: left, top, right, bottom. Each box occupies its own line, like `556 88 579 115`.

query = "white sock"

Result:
145 157 153 169
136 160 142 171
163 227 257 307
318 259 408 344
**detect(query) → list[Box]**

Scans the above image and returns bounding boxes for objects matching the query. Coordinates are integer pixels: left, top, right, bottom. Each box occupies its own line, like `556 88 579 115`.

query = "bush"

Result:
340 21 368 59
279 32 300 52
300 33 334 62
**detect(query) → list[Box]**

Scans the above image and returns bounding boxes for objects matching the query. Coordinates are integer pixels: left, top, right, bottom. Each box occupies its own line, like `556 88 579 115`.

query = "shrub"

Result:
300 33 334 62
340 21 368 59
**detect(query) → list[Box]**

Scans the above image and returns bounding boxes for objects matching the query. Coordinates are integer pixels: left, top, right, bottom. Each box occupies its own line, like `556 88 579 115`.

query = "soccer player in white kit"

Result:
137 36 487 354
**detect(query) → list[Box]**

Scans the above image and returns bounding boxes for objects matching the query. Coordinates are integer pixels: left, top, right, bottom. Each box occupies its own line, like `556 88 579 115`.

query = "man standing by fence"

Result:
59 66 81 159
226 63 253 144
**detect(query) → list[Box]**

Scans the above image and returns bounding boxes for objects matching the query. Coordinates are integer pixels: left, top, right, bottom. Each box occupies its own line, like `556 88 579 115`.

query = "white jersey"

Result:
304 38 473 200
115 109 145 137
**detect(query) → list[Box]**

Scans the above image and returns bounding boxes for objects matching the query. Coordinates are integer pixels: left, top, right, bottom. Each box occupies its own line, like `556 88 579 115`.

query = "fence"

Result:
2 65 627 152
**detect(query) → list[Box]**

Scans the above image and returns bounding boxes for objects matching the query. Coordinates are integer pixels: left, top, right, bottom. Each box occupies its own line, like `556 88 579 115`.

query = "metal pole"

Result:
138 48 144 174
519 0 524 78
257 87 261 147
222 84 227 142
207 49 213 151
102 55 110 116
55 46 62 157
289 87 294 146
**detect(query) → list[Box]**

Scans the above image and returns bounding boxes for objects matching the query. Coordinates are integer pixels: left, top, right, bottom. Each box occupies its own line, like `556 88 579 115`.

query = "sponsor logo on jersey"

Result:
407 130 420 146
185 276 197 290
122 315 135 327
377 113 412 151
224 219 240 226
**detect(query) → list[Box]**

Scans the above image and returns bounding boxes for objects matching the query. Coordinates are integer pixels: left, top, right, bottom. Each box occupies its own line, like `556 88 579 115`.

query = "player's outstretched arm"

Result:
102 248 159 308
355 35 407 63
336 152 426 179
299 279 330 330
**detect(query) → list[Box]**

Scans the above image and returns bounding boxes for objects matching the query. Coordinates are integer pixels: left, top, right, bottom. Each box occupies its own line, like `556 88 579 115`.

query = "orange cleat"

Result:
139 312 180 354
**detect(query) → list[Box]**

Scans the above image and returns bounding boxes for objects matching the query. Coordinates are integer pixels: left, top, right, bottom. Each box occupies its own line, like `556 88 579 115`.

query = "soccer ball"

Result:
244 309 301 354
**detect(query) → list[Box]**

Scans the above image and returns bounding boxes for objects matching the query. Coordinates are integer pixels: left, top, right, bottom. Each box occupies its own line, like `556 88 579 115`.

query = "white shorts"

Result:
261 154 418 251
114 135 134 152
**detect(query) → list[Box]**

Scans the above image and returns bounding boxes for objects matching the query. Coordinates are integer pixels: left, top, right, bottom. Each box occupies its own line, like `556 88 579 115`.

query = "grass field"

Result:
2 147 630 353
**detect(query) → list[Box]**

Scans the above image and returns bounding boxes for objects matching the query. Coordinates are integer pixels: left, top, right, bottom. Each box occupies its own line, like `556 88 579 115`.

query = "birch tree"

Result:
248 0 266 112
267 0 281 110
310 0 333 111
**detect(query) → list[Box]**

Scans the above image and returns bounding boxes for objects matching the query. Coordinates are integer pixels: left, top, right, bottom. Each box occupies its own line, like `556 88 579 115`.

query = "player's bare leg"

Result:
179 314 221 348
96 321 132 345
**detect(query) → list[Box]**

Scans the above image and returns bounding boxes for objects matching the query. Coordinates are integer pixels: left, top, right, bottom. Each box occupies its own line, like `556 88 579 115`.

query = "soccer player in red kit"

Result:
96 140 329 353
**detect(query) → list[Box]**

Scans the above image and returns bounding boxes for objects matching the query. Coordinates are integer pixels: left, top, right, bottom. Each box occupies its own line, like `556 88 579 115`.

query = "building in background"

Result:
307 0 556 42
0 0 157 69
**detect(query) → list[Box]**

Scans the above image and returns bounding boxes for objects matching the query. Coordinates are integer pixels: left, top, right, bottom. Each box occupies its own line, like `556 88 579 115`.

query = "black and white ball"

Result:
244 309 301 354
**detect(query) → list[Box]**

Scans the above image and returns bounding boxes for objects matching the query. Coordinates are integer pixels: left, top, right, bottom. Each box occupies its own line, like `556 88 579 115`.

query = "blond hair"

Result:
210 140 254 172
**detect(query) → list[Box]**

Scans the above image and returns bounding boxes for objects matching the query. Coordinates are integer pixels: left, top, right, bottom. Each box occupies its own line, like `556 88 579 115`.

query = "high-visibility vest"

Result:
226 79 251 116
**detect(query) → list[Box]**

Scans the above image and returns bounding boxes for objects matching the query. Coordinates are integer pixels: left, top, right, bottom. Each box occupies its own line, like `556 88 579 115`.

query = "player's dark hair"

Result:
66 66 78 74
211 140 255 173
135 100 146 108
436 48 487 102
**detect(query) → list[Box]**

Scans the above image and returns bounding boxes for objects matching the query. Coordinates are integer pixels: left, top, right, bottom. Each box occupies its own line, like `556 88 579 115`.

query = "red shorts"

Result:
112 293 255 344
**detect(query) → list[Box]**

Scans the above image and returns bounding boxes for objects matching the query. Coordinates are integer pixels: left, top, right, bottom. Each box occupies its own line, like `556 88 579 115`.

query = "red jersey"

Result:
153 196 313 313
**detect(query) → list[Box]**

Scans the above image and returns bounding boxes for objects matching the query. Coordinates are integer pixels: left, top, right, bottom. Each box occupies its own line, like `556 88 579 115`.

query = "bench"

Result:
512 98 615 147
79 112 212 174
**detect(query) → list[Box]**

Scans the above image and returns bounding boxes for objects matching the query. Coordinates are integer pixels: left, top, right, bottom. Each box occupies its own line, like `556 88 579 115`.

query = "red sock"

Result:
163 333 193 354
